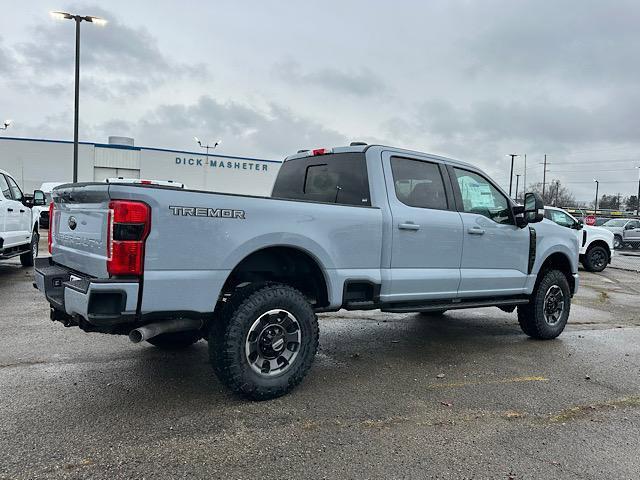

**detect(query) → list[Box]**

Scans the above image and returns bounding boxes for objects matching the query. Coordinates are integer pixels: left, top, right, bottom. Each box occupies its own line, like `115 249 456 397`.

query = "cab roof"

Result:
283 144 475 169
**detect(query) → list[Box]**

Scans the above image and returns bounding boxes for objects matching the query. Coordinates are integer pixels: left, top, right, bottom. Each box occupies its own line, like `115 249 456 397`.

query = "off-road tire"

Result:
146 331 201 349
209 283 319 400
613 235 623 250
20 231 38 267
582 245 608 272
517 269 571 340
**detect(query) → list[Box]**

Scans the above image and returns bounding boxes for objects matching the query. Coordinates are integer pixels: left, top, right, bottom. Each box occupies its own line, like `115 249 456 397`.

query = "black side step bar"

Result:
381 297 529 313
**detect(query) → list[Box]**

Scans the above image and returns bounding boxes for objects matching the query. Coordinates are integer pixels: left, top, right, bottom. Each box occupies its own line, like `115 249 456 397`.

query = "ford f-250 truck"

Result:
34 144 579 400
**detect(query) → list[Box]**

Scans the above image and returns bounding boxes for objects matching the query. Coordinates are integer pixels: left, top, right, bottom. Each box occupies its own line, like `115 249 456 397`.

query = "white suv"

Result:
545 206 614 272
0 169 45 266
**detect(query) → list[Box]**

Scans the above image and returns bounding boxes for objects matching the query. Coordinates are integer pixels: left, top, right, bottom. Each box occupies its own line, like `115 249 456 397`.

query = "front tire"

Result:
582 245 608 272
209 283 319 400
20 231 38 267
517 269 571 340
613 235 623 250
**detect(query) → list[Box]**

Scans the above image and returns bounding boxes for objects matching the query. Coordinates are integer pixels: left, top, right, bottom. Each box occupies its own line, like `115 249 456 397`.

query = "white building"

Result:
0 136 282 196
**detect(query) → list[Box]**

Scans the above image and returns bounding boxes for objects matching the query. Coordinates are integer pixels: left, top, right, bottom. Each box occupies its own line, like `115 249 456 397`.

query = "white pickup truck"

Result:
544 206 614 272
0 169 46 266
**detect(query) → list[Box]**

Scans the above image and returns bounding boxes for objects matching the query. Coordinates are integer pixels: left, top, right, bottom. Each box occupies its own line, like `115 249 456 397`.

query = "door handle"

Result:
467 226 485 235
7 208 13 212
399 222 420 231
20 209 25 213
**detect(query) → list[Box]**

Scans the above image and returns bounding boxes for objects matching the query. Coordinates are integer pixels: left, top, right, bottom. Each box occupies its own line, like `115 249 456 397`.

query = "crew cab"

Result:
544 206 614 272
34 144 579 399
0 168 45 266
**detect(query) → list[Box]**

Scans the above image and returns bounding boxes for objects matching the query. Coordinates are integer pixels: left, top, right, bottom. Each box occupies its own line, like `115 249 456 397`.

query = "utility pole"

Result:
515 174 520 201
542 154 548 197
636 166 640 215
508 154 519 196
593 179 599 213
523 154 527 194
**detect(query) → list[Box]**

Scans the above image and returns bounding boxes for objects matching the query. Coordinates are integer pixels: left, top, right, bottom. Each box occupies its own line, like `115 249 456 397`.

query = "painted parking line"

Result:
428 376 549 389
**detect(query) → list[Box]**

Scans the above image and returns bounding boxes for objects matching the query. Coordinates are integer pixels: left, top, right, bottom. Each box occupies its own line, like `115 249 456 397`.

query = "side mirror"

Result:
524 192 544 224
33 190 46 206
574 219 584 230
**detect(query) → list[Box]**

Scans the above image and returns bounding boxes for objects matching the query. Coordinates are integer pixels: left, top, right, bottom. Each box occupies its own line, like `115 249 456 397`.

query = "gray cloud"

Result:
462 0 640 88
9 5 209 98
274 59 387 97
126 95 348 158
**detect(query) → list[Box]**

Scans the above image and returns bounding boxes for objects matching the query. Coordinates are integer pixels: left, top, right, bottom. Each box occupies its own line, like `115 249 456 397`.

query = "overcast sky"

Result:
1 0 639 202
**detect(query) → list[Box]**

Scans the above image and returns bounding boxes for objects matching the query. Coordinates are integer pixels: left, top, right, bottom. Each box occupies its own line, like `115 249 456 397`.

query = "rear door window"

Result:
390 157 448 210
272 153 370 206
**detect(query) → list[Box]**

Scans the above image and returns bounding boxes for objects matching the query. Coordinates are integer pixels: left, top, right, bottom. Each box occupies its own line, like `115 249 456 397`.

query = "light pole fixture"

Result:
194 137 221 158
0 119 12 130
50 11 107 182
593 179 599 213
508 154 519 196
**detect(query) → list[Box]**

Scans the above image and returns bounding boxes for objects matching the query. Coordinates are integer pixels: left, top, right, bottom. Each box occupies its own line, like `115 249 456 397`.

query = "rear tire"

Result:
20 231 38 267
209 283 319 400
517 269 570 340
582 245 608 272
147 331 201 349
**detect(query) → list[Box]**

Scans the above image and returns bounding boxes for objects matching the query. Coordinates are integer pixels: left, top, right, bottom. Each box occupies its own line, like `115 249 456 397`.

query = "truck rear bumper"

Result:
34 257 139 326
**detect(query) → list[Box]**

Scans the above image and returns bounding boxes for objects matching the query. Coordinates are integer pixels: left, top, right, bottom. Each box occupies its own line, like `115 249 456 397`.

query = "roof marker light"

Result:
311 148 333 156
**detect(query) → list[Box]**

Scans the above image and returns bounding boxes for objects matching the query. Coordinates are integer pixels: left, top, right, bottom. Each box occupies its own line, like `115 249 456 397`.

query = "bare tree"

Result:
526 179 576 206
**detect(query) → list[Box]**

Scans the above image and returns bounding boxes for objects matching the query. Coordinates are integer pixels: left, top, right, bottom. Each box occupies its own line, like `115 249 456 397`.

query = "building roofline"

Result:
0 135 282 164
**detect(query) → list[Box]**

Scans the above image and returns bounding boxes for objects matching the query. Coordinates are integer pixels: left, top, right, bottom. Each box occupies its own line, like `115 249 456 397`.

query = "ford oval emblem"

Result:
68 216 77 230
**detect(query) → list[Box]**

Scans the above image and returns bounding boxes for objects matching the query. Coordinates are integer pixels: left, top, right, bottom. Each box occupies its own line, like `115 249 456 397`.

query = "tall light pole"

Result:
593 179 599 213
515 174 521 201
508 154 519 196
0 119 11 131
194 137 221 158
50 11 107 182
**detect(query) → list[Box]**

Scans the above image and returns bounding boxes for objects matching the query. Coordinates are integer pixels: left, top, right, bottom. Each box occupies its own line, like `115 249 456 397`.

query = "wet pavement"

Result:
1 244 639 479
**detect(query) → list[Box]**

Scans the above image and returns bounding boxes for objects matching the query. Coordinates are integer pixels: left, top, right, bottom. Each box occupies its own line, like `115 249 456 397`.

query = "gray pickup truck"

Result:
35 144 579 399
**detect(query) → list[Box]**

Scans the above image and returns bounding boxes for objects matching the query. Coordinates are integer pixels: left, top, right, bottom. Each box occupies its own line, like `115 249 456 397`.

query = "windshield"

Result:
602 219 627 227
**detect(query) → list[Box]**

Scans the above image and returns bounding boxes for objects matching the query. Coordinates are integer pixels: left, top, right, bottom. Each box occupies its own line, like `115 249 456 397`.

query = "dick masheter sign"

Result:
175 156 269 172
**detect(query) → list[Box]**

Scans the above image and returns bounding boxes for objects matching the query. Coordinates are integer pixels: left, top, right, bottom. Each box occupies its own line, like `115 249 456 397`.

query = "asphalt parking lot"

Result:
1 242 639 479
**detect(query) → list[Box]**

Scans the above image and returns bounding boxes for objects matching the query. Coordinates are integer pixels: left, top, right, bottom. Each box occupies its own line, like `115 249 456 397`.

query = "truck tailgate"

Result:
51 184 111 278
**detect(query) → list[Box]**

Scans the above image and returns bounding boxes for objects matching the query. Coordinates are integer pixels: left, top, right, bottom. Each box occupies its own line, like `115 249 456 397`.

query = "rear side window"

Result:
272 153 370 206
0 175 11 199
390 157 448 210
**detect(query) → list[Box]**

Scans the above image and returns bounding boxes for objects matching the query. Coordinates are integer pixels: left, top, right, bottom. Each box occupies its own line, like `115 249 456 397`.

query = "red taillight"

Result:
48 202 54 254
107 200 150 277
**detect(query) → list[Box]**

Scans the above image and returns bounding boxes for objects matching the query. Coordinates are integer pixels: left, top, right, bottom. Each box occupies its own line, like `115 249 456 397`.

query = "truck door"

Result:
623 220 640 243
448 166 529 297
1 174 24 247
381 153 463 302
5 175 31 244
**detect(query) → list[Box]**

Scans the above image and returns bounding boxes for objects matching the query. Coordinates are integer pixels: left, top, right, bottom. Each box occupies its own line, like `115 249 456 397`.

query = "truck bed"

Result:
50 183 383 315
